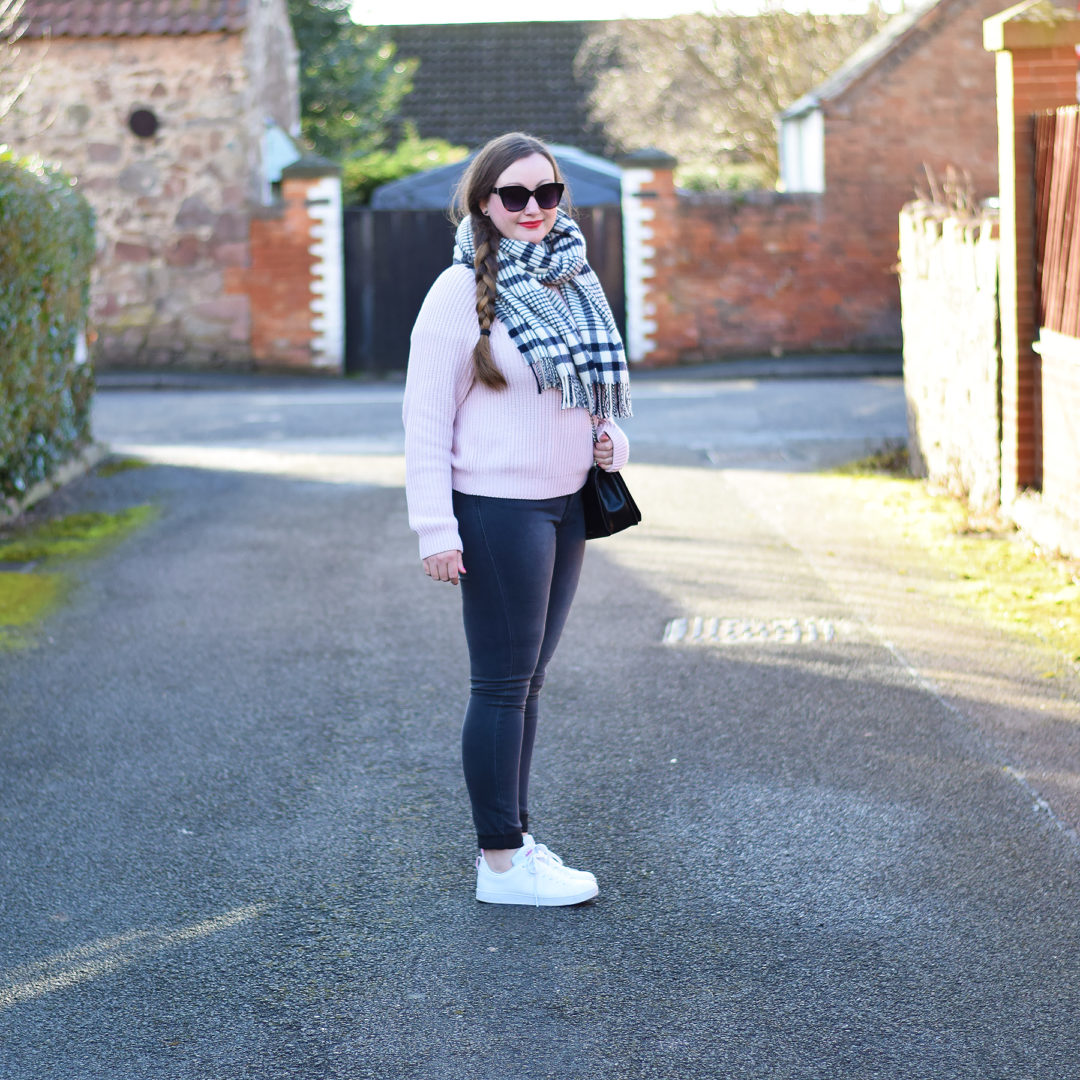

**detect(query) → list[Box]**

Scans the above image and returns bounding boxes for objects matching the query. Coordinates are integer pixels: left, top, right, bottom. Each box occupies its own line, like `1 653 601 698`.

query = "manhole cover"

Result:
663 616 838 645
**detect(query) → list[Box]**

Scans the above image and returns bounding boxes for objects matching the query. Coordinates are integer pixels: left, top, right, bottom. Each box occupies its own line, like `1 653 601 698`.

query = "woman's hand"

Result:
593 432 614 471
423 549 466 585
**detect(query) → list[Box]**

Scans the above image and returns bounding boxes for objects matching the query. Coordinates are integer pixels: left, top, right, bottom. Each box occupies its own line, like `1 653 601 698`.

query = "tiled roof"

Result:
388 21 612 156
17 0 249 39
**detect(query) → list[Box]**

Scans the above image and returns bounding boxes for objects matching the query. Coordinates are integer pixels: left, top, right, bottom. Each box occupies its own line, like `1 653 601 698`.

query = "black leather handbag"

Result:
580 466 641 540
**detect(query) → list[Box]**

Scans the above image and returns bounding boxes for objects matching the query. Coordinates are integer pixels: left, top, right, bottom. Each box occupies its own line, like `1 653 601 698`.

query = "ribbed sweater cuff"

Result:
598 421 631 472
609 440 630 473
418 526 464 561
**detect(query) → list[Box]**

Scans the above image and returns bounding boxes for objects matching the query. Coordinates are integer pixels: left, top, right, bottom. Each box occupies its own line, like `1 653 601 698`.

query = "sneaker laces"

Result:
522 834 569 871
528 837 594 882
520 843 565 907
532 842 565 869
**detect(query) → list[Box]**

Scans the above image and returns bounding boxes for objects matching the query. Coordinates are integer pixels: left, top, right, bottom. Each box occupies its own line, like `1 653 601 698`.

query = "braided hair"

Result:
467 211 504 389
452 133 565 390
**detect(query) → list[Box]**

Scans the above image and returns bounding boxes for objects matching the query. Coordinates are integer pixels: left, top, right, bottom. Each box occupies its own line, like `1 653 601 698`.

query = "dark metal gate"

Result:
343 205 625 374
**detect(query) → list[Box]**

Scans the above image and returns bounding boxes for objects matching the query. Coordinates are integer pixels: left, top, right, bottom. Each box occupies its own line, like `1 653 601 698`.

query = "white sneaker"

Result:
475 842 599 906
522 833 597 887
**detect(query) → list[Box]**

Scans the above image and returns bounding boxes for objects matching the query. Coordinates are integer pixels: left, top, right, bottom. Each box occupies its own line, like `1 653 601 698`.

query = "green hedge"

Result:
0 150 96 502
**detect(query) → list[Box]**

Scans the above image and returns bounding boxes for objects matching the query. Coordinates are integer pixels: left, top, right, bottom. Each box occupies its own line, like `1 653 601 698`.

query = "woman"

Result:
403 133 631 906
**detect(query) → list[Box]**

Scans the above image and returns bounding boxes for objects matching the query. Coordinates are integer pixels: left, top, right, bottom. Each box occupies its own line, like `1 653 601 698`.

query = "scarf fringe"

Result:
530 358 633 420
532 355 589 411
593 382 632 421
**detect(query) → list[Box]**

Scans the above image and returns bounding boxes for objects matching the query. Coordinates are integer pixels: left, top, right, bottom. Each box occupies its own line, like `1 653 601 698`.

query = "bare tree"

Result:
577 3 889 188
0 0 31 122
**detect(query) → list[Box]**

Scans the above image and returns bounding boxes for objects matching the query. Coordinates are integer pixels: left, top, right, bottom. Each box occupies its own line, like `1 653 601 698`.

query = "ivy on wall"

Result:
0 150 96 502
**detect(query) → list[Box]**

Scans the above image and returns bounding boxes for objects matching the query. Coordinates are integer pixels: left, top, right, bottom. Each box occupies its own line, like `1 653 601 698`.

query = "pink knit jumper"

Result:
403 264 630 559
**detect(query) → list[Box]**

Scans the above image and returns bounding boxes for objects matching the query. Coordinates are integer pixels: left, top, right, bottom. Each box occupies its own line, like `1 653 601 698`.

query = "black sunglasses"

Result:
491 182 565 213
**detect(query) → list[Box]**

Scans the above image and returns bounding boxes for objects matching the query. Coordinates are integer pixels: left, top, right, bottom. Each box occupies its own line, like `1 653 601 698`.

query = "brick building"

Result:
1 0 343 370
623 0 1015 364
779 0 1002 202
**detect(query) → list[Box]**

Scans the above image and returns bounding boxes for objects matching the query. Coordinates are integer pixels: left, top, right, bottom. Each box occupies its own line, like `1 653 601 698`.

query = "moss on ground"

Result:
0 573 64 648
0 504 157 648
0 506 157 564
95 456 150 479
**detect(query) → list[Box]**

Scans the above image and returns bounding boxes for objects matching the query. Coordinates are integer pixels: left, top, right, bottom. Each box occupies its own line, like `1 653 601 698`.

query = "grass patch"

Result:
96 455 150 478
832 439 911 477
0 504 158 648
847 475 1080 666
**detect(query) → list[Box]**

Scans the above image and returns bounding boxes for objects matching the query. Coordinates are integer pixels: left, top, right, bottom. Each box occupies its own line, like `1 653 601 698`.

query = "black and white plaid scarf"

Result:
453 212 632 420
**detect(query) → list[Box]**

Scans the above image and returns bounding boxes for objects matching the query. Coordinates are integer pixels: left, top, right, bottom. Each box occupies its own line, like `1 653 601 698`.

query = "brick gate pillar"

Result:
226 155 344 372
984 0 1080 498
620 149 680 365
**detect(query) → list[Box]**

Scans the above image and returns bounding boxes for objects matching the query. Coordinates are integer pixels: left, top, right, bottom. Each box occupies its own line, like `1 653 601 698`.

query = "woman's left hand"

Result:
593 433 614 471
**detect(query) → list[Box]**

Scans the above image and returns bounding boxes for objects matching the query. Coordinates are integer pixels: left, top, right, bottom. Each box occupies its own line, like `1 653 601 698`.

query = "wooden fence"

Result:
1035 105 1080 339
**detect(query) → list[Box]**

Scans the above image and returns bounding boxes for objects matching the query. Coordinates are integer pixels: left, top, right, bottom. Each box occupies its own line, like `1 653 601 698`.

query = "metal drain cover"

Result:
663 616 838 645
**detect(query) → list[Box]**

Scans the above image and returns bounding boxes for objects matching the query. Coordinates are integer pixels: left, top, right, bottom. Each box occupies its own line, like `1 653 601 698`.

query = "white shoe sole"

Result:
475 880 599 906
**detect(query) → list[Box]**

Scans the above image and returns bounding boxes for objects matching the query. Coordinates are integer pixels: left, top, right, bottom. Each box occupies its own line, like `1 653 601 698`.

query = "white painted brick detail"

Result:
621 167 657 363
306 176 345 370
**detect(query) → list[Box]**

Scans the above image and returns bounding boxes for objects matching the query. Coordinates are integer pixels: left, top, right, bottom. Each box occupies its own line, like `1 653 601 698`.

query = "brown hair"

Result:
452 133 565 390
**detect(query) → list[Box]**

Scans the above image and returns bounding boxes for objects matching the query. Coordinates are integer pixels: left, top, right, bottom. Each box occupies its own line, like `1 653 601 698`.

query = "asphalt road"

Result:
1 374 1077 1079
89 368 908 469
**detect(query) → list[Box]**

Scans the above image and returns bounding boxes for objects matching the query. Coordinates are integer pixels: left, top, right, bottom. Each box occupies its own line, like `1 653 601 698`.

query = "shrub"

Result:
0 149 96 502
342 128 468 205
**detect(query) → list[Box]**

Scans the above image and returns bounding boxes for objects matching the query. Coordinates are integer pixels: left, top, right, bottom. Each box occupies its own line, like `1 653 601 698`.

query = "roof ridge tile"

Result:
17 0 250 38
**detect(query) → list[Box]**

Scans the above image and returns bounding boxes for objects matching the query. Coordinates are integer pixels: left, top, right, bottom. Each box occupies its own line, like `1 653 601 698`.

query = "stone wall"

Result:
0 3 310 368
2 34 255 363
898 202 1001 508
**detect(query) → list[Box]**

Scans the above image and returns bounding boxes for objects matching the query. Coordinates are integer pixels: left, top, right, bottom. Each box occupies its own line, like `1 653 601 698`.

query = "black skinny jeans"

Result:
453 489 586 851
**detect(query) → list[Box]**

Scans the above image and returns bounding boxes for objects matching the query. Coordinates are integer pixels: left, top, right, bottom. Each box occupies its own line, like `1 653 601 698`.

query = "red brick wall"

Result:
657 191 899 359
644 184 919 362
225 175 318 369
